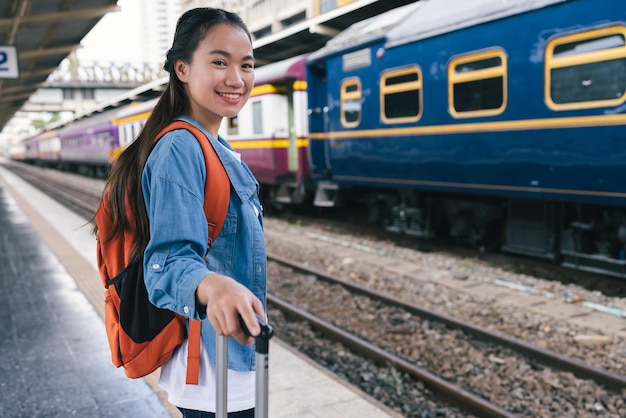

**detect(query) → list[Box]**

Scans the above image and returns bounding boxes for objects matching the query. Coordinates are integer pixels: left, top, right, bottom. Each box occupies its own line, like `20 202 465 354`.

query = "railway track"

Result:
267 253 626 391
5 161 626 417
266 253 626 417
1 160 102 220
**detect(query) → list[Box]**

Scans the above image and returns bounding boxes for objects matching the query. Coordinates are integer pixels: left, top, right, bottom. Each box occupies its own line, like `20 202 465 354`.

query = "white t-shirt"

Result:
159 338 255 412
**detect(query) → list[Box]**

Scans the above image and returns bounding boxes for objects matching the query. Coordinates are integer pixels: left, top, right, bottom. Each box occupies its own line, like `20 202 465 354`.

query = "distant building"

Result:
141 0 247 64
140 0 181 65
180 0 245 15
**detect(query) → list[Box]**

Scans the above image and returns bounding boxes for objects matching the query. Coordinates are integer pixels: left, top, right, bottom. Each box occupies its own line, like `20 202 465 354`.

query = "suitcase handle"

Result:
217 315 274 418
239 314 274 354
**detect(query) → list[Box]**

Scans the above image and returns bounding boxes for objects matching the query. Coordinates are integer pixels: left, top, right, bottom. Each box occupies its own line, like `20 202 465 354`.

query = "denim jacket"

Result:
142 115 266 372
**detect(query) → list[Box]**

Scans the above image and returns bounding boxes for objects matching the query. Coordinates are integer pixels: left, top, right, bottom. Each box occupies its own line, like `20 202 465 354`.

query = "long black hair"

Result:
96 8 251 263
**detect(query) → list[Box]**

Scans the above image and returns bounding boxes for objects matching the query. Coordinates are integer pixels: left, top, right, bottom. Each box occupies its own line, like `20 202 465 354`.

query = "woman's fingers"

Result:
200 273 265 344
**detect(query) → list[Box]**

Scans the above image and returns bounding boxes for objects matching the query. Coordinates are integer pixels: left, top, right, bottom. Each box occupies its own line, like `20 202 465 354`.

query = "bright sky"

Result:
77 0 143 63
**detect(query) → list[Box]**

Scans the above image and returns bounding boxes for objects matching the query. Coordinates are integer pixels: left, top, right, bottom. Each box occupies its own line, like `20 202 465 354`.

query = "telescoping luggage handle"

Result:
216 315 274 418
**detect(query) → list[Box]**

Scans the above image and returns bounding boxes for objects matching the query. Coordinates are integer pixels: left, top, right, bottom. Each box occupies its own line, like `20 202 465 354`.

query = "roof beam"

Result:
0 79 45 94
0 5 119 28
19 44 78 60
9 0 32 43
19 66 60 79
0 89 36 103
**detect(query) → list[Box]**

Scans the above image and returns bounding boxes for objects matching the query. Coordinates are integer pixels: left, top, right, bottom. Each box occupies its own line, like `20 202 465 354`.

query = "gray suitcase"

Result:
216 316 274 418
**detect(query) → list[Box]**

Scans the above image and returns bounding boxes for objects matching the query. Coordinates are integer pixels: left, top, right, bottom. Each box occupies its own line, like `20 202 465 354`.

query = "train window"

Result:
380 66 422 124
252 101 263 134
228 116 239 135
340 78 362 128
545 26 626 110
448 50 507 118
95 132 110 146
120 125 132 147
133 122 142 142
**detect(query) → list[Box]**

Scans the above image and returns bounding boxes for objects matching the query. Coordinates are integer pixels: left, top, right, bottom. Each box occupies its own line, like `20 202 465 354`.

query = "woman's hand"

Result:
195 273 265 345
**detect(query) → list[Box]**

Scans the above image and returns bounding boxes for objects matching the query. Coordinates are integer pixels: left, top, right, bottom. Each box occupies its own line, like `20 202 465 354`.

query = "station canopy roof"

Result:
252 0 417 65
0 0 416 133
0 0 118 131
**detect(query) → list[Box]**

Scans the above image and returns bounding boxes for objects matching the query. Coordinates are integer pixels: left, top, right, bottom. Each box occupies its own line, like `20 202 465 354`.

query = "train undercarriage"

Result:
23 159 110 179
318 184 626 279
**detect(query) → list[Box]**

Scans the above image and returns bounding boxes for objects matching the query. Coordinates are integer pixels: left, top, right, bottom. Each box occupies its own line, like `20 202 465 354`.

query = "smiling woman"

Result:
94 7 267 418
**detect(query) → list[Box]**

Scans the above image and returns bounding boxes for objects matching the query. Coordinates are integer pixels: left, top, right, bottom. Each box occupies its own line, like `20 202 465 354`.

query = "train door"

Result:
286 82 297 174
306 60 331 178
292 79 311 189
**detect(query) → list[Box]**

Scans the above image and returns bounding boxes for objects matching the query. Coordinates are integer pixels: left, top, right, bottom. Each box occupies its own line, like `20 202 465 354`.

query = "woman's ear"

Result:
174 59 189 82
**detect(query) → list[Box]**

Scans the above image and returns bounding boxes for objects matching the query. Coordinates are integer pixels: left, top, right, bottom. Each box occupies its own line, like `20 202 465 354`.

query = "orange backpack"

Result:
95 120 230 384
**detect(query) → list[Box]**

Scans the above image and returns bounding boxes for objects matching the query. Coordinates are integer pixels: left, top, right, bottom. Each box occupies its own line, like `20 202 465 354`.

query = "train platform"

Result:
0 162 401 418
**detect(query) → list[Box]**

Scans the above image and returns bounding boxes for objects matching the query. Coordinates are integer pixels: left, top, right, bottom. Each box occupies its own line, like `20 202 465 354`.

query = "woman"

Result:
99 7 266 417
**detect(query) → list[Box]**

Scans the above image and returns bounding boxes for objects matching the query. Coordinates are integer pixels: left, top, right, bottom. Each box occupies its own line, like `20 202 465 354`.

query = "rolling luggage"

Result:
216 316 274 418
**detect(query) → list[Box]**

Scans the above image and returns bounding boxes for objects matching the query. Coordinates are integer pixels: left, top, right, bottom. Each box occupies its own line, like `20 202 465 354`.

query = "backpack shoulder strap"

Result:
154 120 231 385
154 120 230 247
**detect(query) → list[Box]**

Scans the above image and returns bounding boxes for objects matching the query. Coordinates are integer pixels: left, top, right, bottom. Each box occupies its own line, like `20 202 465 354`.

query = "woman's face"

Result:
175 23 254 137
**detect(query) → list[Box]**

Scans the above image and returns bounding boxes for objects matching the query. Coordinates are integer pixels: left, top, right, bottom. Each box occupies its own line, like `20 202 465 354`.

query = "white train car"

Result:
111 98 159 162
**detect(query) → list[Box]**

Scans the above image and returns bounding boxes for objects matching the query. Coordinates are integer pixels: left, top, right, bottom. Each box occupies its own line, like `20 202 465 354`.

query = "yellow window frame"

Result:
545 25 626 111
448 49 507 118
380 65 423 124
340 78 362 128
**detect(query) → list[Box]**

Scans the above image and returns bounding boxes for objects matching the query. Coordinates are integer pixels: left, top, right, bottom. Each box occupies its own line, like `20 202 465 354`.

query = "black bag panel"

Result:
107 260 176 343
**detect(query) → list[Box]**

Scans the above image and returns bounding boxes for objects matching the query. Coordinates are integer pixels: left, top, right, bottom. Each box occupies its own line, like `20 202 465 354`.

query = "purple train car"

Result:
57 107 119 178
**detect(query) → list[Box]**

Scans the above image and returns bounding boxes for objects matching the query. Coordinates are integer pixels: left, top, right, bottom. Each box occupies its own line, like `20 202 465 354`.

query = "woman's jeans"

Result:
177 408 254 418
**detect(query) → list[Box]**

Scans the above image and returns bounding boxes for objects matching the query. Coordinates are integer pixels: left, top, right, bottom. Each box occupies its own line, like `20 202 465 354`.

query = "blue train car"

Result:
306 0 626 277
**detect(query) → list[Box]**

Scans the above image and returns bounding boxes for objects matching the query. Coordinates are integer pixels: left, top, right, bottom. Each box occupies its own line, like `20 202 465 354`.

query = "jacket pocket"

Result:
206 213 237 272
